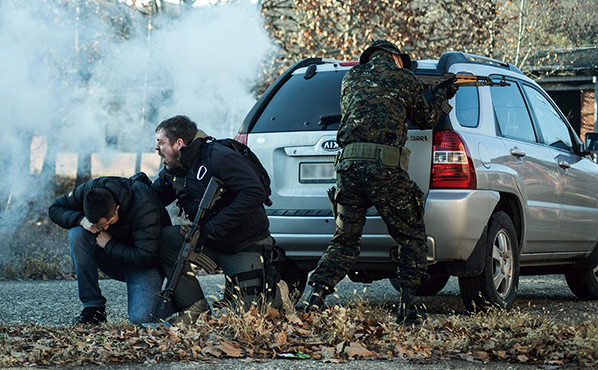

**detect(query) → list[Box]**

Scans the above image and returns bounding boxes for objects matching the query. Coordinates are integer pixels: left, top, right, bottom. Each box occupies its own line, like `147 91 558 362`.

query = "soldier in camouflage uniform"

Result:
306 40 458 324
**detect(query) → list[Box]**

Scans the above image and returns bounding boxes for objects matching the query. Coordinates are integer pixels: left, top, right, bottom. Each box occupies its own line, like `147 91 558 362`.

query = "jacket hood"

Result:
95 177 133 215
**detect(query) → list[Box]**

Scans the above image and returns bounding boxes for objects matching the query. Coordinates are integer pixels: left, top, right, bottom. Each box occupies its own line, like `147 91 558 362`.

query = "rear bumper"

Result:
268 189 500 264
424 189 500 261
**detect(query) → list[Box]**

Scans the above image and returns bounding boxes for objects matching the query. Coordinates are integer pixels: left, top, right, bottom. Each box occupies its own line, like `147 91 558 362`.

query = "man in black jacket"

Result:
152 115 288 325
48 177 171 324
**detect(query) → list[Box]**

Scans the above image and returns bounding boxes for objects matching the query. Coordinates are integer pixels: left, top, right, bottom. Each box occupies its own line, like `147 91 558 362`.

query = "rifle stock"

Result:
157 176 225 309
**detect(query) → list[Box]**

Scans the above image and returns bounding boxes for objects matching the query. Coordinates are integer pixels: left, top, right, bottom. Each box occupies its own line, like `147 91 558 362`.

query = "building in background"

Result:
525 46 598 141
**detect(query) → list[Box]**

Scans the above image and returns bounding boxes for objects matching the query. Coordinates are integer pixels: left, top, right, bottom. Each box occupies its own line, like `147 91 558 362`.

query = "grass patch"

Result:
0 211 73 280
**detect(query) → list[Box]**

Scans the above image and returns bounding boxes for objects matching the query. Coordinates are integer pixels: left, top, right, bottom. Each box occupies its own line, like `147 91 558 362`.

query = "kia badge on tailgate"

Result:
321 140 339 151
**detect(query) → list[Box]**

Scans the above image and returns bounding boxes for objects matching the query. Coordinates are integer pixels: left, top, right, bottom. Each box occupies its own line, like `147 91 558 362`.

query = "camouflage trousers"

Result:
308 160 429 290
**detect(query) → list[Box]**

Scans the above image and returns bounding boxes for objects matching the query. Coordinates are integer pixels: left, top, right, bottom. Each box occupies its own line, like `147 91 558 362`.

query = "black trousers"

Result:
159 225 273 310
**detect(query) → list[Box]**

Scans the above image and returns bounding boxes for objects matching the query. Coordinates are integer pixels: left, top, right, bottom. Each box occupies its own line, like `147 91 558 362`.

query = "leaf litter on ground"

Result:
1 297 598 368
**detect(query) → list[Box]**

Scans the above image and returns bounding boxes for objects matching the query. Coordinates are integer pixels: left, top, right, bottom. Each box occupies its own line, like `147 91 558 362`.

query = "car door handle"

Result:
510 148 526 158
559 159 571 169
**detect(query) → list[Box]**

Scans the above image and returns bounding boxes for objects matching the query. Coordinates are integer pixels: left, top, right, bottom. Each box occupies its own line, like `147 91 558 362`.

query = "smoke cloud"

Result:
0 0 277 254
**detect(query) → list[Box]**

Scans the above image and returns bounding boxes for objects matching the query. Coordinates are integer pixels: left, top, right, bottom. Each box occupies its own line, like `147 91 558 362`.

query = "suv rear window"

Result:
251 70 346 133
455 86 479 127
250 66 458 133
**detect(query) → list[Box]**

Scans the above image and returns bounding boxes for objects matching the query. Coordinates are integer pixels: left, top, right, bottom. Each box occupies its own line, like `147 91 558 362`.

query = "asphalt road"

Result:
1 274 596 326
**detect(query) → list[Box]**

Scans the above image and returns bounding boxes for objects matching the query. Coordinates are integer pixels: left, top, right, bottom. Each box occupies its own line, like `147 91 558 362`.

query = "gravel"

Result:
0 359 550 370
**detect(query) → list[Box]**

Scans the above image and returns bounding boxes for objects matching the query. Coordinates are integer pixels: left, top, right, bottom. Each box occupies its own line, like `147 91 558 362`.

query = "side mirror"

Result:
583 132 598 163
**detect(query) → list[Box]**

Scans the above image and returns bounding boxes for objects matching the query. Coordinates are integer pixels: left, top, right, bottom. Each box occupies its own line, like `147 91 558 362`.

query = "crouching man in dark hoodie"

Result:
48 176 171 325
152 115 290 325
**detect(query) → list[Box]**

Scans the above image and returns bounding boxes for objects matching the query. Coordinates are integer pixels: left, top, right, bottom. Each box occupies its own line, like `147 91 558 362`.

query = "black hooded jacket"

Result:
48 177 171 268
152 137 270 253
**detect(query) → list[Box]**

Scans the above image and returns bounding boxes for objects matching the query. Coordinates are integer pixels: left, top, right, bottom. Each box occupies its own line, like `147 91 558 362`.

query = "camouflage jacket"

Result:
338 53 448 149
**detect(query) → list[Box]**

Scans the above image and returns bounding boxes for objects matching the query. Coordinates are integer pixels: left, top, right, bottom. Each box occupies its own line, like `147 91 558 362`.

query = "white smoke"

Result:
0 0 277 252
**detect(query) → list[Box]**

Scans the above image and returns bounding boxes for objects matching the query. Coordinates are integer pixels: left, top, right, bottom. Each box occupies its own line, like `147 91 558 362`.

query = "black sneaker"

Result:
74 306 107 325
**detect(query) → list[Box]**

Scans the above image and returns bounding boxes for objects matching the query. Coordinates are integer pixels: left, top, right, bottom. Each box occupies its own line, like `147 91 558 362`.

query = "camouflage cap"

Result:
359 39 411 70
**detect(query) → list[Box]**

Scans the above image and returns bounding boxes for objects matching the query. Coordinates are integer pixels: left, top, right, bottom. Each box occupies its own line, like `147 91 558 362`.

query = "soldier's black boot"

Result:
397 286 426 325
306 282 333 312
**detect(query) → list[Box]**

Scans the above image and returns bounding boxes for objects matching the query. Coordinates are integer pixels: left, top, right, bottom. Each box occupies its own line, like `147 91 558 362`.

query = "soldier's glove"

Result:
445 84 459 100
435 77 459 100
196 221 221 252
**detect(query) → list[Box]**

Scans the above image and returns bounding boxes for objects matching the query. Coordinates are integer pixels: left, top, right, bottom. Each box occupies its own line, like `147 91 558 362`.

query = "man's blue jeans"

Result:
68 226 168 324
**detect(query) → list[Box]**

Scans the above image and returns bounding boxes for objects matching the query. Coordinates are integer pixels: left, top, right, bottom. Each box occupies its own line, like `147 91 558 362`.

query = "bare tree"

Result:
260 0 598 82
259 0 426 92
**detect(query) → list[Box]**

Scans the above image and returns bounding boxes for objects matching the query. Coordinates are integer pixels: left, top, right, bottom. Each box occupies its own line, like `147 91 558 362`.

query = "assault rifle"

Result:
418 72 508 90
418 72 509 114
157 176 225 309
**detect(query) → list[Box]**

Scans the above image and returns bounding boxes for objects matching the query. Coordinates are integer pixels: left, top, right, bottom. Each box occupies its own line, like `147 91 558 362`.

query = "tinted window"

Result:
490 81 537 142
522 84 573 152
251 70 346 133
455 86 479 127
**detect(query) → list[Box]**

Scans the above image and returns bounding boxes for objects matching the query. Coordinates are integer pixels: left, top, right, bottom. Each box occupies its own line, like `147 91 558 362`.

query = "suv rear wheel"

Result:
459 211 520 312
565 265 598 300
389 274 450 296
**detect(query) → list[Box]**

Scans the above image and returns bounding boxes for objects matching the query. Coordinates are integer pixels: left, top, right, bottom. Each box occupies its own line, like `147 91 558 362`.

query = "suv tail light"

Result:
234 134 247 145
430 130 477 189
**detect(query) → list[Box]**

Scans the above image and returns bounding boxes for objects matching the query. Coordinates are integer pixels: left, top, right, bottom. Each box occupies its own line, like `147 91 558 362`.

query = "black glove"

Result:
195 222 221 251
435 77 459 100
445 84 459 100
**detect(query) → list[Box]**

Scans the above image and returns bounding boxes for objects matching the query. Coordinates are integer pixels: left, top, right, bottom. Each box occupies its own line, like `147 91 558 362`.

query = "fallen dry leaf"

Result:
472 351 489 362
219 340 242 357
271 331 287 347
202 345 223 358
344 342 373 359
517 354 529 362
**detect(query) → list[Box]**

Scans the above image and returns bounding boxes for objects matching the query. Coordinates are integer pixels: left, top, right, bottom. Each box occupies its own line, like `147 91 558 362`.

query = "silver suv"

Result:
236 52 598 311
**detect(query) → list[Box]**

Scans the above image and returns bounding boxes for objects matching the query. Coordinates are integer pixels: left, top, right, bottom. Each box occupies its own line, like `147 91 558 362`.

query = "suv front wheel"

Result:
458 211 520 312
565 265 598 300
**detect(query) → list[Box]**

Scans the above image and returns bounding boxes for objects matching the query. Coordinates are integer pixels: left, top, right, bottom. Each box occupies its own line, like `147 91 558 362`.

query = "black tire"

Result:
565 266 598 300
275 261 308 304
459 211 520 312
389 274 450 296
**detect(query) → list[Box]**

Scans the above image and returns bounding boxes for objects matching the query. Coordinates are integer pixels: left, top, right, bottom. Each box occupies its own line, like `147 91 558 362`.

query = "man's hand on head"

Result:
96 231 112 249
80 217 102 233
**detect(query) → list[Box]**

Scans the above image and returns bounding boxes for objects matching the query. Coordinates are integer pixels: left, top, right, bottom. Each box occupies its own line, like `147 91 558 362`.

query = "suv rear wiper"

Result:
318 113 341 130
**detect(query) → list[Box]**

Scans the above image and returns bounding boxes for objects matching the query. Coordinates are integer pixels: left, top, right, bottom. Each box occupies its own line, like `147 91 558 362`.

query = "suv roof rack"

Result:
437 51 523 75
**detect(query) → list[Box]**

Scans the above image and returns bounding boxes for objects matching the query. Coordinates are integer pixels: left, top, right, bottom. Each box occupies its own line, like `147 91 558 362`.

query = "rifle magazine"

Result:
191 251 218 274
